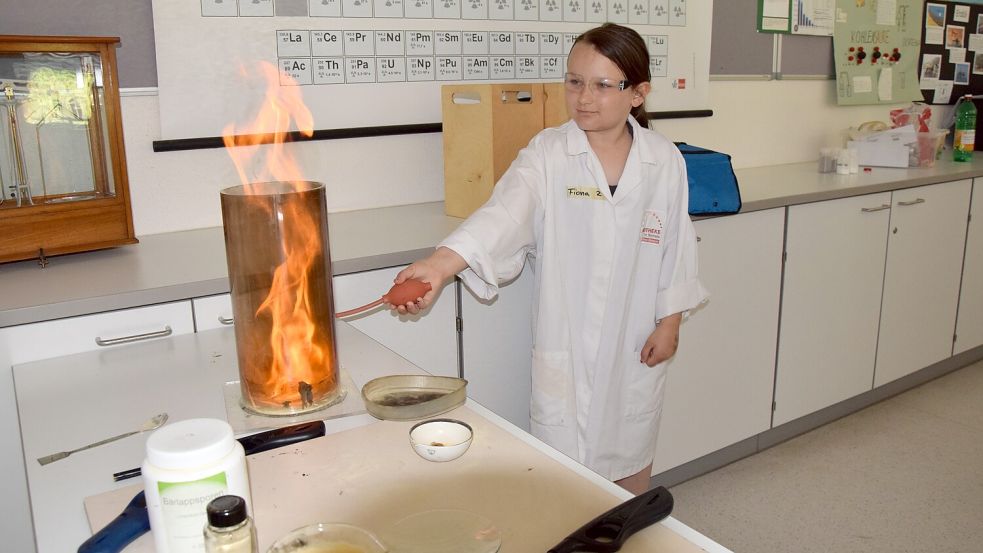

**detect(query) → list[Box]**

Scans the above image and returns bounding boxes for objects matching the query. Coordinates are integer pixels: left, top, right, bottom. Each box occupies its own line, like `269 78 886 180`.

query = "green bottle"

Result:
953 95 977 162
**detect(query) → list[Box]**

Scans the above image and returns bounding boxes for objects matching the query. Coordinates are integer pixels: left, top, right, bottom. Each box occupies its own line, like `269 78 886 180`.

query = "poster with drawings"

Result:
833 0 924 105
151 0 711 140
919 0 983 103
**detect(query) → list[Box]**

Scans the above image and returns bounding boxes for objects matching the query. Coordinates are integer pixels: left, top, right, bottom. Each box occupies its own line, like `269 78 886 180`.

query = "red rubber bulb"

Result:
382 279 432 305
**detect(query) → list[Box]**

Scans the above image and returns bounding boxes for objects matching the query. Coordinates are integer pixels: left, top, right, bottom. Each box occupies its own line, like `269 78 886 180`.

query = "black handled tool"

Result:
81 421 326 553
547 486 674 553
112 420 326 481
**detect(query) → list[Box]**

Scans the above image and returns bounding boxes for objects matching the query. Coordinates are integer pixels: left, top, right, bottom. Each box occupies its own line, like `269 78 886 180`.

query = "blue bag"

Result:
675 143 742 215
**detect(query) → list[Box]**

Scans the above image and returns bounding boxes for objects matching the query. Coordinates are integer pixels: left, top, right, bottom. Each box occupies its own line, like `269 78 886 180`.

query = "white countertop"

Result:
2 157 982 328
14 322 731 553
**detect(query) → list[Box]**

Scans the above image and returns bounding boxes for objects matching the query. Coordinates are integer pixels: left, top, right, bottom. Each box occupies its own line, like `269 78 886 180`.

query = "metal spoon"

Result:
37 413 168 466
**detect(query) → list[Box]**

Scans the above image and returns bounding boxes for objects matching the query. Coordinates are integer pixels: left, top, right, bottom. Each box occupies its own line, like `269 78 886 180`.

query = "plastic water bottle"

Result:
953 95 977 162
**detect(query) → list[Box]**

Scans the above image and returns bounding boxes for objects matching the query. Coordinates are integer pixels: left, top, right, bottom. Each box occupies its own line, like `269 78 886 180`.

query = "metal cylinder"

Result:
220 181 342 416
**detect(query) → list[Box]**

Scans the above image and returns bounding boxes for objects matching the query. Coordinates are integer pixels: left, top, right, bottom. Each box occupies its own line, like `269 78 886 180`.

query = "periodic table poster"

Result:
152 0 711 140
918 1 983 104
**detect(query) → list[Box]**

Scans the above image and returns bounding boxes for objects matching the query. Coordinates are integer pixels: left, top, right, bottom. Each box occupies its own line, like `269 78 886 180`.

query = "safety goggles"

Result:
563 73 630 95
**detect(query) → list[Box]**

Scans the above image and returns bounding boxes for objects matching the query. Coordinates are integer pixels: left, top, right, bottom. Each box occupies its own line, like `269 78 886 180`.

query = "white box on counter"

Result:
847 140 910 168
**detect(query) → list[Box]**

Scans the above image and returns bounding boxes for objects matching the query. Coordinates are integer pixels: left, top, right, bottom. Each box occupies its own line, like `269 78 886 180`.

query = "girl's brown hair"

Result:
573 23 651 128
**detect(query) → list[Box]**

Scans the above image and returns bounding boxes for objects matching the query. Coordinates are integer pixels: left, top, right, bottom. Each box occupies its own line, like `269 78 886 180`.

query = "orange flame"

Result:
223 62 314 187
223 62 335 410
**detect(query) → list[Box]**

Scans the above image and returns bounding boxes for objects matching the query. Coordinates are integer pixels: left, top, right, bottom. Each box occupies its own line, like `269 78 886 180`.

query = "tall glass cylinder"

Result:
220 181 342 416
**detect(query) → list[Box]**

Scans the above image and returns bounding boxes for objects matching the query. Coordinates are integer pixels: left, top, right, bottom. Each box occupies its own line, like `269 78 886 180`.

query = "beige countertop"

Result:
2 156 981 328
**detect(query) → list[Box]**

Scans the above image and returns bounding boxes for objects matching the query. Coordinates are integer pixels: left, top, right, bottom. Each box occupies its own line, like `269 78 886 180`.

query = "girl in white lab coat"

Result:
392 23 708 495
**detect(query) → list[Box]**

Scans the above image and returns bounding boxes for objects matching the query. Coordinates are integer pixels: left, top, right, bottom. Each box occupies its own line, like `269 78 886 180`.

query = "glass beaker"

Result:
220 181 342 416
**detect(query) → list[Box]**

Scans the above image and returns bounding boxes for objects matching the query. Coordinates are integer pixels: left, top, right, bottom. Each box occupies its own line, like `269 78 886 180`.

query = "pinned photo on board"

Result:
954 62 971 84
921 53 943 80
946 25 966 48
974 51 983 75
978 13 983 34
954 4 970 23
926 3 946 27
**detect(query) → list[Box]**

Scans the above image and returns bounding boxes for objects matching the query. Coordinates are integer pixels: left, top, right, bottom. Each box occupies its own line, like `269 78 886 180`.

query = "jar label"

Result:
159 472 228 552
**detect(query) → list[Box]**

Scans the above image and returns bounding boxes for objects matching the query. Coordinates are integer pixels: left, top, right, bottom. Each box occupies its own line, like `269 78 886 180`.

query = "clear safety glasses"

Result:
563 73 630 96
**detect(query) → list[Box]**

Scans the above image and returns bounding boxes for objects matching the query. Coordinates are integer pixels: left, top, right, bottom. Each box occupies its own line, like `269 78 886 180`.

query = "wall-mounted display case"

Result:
0 35 136 264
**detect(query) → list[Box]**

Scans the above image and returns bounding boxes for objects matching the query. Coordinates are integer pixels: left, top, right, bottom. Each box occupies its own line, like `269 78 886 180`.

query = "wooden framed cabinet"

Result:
653 209 784 474
774 192 892 426
0 36 136 263
955 179 983 355
875 180 972 386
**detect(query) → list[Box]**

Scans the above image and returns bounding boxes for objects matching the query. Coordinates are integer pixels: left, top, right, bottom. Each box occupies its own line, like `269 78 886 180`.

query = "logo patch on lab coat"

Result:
567 186 605 200
640 210 664 246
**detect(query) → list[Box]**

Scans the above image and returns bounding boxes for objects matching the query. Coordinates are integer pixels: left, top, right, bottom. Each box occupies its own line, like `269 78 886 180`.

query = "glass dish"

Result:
360 375 467 421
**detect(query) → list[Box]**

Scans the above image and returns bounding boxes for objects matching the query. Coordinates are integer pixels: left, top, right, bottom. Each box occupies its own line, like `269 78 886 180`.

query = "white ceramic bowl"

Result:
409 418 473 462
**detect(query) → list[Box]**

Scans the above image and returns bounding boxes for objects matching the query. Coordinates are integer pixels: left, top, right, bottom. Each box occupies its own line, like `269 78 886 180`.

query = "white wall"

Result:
121 79 943 236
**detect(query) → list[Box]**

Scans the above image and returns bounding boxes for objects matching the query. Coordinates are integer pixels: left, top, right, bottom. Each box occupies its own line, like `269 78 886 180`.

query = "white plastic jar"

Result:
143 418 252 553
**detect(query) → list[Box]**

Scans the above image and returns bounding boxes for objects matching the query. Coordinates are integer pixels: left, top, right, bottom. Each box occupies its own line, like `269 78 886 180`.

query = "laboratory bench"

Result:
15 320 730 553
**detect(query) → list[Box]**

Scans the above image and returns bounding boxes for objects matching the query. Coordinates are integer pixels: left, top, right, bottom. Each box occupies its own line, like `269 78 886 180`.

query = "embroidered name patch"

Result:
640 210 664 245
567 186 605 200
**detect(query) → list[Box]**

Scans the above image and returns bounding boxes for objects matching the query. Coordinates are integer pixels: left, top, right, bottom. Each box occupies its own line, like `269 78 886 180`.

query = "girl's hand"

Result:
640 313 682 367
391 247 467 315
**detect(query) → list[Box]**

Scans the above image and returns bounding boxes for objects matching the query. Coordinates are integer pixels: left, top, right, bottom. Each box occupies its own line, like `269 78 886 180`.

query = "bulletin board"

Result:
833 0 924 105
152 0 713 140
918 1 983 103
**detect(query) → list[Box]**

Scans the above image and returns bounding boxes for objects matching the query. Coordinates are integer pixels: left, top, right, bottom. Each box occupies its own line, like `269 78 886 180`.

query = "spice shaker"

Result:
204 495 258 553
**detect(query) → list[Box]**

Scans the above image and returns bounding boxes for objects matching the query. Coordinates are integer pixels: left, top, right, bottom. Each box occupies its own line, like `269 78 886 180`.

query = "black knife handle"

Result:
112 420 326 481
547 486 674 553
237 420 326 455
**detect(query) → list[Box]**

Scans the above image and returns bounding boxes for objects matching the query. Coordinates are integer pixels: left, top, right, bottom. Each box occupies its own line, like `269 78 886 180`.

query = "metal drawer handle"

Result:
861 204 891 212
218 316 234 325
897 198 925 206
95 325 173 347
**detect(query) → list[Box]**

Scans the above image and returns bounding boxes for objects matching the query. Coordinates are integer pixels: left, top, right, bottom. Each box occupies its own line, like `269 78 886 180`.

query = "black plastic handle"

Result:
237 420 326 455
547 486 674 553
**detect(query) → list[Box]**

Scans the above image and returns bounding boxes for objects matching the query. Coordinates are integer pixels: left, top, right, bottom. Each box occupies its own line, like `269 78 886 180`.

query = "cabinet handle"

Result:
95 325 173 347
218 316 234 325
897 198 925 206
861 204 891 212
696 236 702 242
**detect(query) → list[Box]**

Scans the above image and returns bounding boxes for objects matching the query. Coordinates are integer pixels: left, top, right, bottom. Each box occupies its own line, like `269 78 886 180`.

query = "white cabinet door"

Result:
955 179 983 355
192 294 235 332
0 300 194 553
876 180 972 386
774 192 892 426
332 266 458 378
652 209 784 474
460 263 535 432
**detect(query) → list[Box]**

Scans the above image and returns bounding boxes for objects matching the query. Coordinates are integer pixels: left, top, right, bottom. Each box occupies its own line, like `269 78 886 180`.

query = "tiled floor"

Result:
669 359 983 553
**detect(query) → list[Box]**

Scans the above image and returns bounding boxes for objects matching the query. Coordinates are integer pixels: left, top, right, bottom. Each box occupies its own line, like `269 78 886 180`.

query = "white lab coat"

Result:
440 117 708 480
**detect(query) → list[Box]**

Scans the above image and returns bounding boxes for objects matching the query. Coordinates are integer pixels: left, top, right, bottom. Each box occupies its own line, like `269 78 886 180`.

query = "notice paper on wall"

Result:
878 67 893 100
